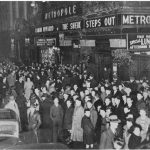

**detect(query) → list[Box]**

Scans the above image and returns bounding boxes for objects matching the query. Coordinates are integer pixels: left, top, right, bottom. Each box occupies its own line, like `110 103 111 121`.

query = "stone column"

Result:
15 1 19 18
24 1 27 20
9 1 13 30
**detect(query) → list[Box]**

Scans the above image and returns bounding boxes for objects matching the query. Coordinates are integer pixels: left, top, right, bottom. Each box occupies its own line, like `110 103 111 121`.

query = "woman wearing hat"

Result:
99 114 120 149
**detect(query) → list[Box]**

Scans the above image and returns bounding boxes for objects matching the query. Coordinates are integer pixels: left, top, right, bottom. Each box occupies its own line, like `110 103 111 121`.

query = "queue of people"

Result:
0 57 150 149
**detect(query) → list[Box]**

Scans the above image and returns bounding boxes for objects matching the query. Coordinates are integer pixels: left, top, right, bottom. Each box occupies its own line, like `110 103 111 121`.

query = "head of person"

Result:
54 97 59 106
73 84 78 90
89 74 94 80
109 114 120 130
34 88 40 96
130 77 135 83
122 94 127 104
100 86 105 93
106 88 111 95
86 100 93 109
75 99 81 107
105 97 111 106
50 81 55 87
113 138 124 150
66 99 72 108
118 84 123 91
46 80 50 86
19 76 23 82
26 76 31 82
73 94 79 101
84 95 91 103
91 90 96 97
132 124 142 136
84 109 90 118
41 94 47 101
126 113 134 119
9 95 15 103
115 97 121 106
112 97 116 106
80 91 85 98
137 92 143 100
126 96 133 107
100 109 106 118
85 89 90 95
139 108 147 118
125 87 131 96
41 86 47 93
63 93 69 100
11 70 15 75
126 118 134 129
143 90 148 99
30 94 37 106
70 89 75 96
113 84 118 91
140 79 143 83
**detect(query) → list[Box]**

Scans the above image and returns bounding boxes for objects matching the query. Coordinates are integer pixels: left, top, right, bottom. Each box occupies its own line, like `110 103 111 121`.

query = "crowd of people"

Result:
0 57 150 149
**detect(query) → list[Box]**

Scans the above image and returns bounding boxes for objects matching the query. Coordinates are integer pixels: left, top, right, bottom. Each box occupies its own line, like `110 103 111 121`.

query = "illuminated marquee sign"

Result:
35 25 56 33
36 38 56 46
128 34 150 49
44 3 82 20
85 16 116 29
62 21 83 31
122 14 150 25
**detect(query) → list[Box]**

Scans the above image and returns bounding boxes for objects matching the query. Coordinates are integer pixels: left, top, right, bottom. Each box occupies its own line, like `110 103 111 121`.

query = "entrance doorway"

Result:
130 52 150 80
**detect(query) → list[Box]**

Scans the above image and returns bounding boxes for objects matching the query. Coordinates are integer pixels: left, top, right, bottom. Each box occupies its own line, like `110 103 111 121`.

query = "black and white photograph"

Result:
0 0 150 149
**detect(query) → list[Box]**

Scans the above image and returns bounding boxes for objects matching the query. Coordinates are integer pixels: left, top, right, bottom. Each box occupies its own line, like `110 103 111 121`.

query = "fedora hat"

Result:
109 115 121 123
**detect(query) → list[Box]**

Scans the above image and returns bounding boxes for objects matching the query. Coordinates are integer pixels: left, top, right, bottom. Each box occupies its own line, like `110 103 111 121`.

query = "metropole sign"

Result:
44 3 82 20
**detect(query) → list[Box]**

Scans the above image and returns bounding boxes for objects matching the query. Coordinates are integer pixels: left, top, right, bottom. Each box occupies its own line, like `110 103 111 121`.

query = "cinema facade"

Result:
33 1 150 81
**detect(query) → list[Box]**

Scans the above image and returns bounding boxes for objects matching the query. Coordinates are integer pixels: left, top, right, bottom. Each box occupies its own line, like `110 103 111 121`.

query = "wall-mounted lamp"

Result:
31 1 36 7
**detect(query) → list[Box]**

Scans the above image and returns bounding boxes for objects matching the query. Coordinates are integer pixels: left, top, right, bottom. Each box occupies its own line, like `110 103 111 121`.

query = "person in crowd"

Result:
4 95 21 129
27 99 41 143
99 114 120 149
63 99 74 131
100 86 106 103
50 97 63 142
123 117 134 149
24 76 34 100
136 92 146 112
86 100 97 128
16 90 28 131
40 69 47 85
81 109 95 149
7 70 16 88
136 107 150 142
99 108 108 134
15 75 24 96
2 57 150 148
113 138 124 150
39 94 53 143
128 124 142 149
71 99 84 148
0 73 4 106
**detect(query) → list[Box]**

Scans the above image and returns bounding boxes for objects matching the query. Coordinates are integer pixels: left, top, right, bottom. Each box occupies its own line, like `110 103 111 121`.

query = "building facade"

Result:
33 1 150 80
1 1 150 80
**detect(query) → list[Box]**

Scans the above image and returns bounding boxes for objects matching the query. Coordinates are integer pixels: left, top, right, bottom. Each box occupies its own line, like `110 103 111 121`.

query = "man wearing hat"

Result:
99 114 120 149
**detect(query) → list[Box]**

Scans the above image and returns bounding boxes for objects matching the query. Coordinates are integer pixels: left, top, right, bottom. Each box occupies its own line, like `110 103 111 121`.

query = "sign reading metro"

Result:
122 14 150 25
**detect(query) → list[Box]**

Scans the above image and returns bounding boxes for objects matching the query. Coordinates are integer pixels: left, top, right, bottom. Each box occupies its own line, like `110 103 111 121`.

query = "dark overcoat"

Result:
81 115 95 145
